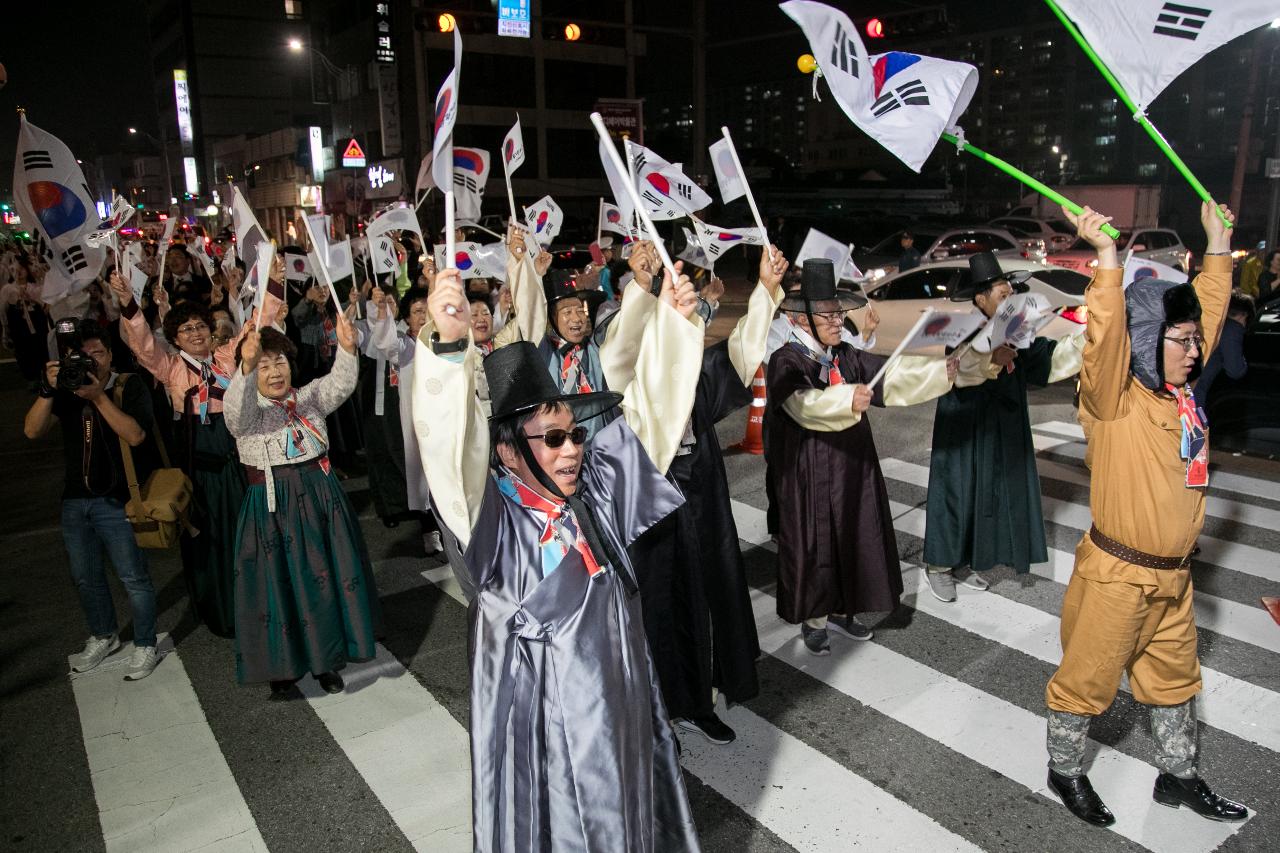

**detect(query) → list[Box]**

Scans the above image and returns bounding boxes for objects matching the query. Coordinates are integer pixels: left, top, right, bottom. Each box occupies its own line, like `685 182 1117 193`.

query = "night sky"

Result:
0 5 156 197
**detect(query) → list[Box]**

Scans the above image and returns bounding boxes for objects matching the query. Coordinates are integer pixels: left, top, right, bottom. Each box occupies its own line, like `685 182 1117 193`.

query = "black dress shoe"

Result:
316 671 344 694
1047 770 1116 827
1153 773 1248 821
269 679 297 701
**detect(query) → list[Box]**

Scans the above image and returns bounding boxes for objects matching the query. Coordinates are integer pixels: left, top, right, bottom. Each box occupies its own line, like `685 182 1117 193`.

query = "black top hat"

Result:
779 259 867 313
543 269 606 312
484 341 622 423
959 251 1032 298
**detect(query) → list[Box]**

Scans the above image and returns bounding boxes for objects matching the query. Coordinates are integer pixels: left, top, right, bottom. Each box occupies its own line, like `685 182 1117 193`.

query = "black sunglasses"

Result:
524 426 588 448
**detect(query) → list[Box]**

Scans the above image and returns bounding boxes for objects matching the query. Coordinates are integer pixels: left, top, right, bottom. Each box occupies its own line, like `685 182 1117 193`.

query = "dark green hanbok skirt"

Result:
232 456 381 683
179 413 245 638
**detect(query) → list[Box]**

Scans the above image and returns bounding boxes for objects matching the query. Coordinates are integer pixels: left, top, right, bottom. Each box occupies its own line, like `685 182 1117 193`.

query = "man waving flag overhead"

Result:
781 1 978 172
1048 0 1279 112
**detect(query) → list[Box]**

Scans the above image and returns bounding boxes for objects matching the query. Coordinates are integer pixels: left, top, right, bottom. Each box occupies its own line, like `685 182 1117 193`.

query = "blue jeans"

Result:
61 497 157 648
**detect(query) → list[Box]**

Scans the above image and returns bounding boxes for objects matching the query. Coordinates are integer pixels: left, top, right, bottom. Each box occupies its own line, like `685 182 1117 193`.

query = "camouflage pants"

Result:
1046 700 1197 778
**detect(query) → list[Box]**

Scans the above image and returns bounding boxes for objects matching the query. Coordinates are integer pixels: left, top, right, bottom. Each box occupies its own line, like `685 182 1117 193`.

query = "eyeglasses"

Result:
811 311 845 324
176 322 209 336
524 426 588 448
1163 334 1203 353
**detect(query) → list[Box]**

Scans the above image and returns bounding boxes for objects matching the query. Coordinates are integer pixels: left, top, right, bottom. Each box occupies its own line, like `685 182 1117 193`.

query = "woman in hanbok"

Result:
224 314 380 697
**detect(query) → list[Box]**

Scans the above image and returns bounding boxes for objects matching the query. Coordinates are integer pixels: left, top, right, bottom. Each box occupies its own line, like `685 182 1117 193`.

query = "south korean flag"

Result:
627 142 713 220
1049 1 1278 112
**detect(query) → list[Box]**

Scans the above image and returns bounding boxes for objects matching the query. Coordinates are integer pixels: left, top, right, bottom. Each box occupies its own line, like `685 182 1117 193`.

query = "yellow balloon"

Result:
797 54 817 74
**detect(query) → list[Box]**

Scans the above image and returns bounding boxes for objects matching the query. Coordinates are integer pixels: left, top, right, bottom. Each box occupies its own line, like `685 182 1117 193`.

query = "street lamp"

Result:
288 37 304 52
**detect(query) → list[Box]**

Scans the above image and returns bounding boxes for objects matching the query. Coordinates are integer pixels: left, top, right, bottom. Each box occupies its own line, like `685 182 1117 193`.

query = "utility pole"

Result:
1267 35 1280 252
1228 30 1262 218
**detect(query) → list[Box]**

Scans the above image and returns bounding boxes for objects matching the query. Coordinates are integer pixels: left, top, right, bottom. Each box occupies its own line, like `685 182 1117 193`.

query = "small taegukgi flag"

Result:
502 116 525 176
627 141 713 220
598 200 629 237
187 236 217 280
678 227 713 270
1050 0 1279 113
231 187 270 276
327 238 355 282
366 204 424 246
1123 253 1188 289
433 241 507 280
900 309 990 352
452 147 490 222
284 252 313 283
414 151 435 196
12 113 107 304
781 1 978 173
708 137 747 204
689 217 764 265
431 27 463 193
523 195 563 249
974 292 1056 352
597 139 636 238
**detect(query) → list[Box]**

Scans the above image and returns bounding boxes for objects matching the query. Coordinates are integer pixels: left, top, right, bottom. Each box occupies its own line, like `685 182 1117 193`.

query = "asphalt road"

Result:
2 321 1278 852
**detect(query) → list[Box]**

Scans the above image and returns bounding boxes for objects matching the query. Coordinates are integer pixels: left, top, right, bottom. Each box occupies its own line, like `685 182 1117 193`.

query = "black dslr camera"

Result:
54 318 96 391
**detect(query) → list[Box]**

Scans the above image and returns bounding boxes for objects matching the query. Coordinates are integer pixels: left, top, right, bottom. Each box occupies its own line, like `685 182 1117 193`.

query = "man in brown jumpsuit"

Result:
1043 203 1248 827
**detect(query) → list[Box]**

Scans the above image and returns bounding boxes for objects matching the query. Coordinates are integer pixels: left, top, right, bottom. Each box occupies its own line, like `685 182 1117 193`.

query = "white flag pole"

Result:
591 113 678 283
596 197 604 243
720 127 774 262
443 188 459 315
867 309 934 390
503 158 518 224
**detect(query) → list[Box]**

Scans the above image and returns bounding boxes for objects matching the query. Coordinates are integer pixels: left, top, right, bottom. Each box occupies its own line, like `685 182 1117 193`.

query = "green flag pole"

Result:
940 132 1122 239
1042 0 1231 228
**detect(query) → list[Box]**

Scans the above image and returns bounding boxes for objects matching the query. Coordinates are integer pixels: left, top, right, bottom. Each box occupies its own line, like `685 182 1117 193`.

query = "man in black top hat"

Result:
921 251 1086 603
766 259 957 655
411 266 705 851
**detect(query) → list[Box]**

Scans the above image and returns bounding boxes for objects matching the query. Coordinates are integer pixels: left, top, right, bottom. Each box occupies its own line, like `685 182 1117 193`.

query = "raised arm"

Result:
1063 206 1127 422
726 245 788 386
599 280 659 393
299 313 359 416
109 270 179 380
618 264 705 474
224 330 267 437
1193 202 1236 362
491 222 547 348
881 353 954 407
412 270 491 551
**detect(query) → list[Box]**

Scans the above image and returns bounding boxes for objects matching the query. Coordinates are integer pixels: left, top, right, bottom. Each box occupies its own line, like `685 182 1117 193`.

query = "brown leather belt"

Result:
1089 525 1192 570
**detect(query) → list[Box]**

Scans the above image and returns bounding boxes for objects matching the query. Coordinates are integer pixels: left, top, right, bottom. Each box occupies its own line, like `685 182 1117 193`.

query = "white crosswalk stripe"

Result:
68 636 268 853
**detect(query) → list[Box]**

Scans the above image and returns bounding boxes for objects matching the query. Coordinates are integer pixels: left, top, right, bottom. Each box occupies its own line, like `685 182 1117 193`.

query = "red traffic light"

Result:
866 18 884 38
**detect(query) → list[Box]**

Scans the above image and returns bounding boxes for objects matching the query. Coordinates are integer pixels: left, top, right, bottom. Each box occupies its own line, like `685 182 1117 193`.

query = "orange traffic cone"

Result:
734 365 767 454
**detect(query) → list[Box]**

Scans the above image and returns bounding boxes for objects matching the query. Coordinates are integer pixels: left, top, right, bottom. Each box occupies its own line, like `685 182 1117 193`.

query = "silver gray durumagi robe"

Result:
412 297 707 852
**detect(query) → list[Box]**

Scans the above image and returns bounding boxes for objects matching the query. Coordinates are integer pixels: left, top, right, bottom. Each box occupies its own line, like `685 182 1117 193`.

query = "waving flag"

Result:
231 187 269 276
690 217 764 265
452 147 490 221
432 241 506 280
430 28 463 192
1050 1 1278 112
502 116 525 176
795 228 857 281
187 238 217 280
597 138 636 239
678 227 713 270
523 196 563 248
13 115 107 303
627 142 713 220
708 137 747 204
414 152 435 196
597 200 628 237
782 2 978 172
1123 253 1188 289
283 252 313 283
122 241 149 306
84 195 137 252
327 238 354 282
370 235 400 276
900 309 989 352
366 205 423 244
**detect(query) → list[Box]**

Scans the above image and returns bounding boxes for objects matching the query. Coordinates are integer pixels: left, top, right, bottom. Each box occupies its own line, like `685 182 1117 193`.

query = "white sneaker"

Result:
72 634 121 673
925 568 957 603
124 645 161 681
423 531 444 555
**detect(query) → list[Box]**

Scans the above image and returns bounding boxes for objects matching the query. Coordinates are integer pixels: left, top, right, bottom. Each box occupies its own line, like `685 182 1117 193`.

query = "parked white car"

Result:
855 226 1029 282
988 216 1076 252
849 258 1091 357
1047 227 1188 274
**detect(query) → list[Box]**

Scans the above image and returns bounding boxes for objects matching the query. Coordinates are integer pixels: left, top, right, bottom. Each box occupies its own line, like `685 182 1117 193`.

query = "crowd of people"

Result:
7 195 1253 847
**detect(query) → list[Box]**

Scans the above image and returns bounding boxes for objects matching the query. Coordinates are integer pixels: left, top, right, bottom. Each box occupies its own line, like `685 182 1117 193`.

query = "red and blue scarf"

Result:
497 470 602 579
1168 383 1208 489
270 391 328 461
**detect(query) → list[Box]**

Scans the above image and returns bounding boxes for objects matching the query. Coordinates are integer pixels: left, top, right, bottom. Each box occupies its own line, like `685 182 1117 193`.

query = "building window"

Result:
1094 134 1116 146
1137 163 1158 177
1207 106 1225 119
284 0 303 19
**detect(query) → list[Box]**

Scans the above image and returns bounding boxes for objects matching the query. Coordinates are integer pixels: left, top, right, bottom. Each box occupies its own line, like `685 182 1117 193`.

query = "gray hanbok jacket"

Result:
412 296 707 852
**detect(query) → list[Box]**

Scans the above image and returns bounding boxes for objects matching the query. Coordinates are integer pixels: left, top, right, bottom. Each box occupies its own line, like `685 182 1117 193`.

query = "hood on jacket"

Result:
1124 278 1202 392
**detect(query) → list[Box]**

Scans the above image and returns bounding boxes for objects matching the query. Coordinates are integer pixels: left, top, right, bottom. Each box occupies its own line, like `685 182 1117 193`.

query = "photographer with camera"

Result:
23 319 161 681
